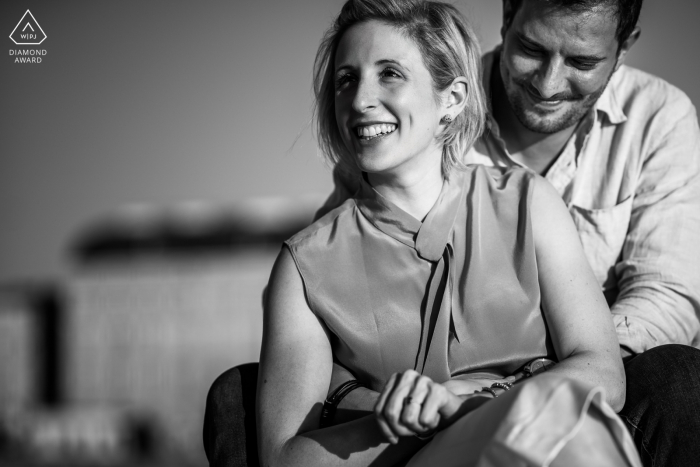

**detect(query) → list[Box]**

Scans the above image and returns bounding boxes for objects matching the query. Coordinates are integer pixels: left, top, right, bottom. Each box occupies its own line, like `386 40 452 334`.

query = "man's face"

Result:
500 0 621 134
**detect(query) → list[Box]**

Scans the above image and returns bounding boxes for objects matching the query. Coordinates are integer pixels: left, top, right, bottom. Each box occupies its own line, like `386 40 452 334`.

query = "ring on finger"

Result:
403 396 422 408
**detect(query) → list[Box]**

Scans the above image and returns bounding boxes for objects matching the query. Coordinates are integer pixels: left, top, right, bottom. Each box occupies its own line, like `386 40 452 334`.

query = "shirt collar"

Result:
355 172 466 262
594 68 627 125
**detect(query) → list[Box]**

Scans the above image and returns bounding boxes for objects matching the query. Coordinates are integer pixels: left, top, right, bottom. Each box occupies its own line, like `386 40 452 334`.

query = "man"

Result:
473 0 700 359
204 1 700 465
468 2 700 463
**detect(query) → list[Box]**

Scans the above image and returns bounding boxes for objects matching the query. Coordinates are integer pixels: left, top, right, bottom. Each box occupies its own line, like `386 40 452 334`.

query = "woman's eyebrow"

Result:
376 58 408 70
335 58 409 74
335 64 353 74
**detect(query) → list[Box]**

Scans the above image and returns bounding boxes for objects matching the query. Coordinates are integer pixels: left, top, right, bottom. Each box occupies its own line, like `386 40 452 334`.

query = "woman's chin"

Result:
353 157 396 176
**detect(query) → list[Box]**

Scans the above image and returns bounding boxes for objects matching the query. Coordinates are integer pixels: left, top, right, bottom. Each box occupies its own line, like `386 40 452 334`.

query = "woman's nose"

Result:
352 78 379 113
531 58 568 99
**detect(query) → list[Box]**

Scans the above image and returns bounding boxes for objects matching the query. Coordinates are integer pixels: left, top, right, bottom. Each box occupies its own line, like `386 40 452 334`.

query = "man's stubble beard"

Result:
500 56 615 135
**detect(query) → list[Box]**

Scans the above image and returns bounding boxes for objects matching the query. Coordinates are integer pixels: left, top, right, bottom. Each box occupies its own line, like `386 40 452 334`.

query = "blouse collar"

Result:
354 171 466 262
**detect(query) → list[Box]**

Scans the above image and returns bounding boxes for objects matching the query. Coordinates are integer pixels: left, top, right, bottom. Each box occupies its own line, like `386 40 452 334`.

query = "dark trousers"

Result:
203 345 700 467
618 344 700 467
203 363 260 467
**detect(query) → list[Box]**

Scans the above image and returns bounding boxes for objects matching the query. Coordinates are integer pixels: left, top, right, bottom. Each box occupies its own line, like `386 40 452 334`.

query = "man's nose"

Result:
531 58 568 99
352 78 379 113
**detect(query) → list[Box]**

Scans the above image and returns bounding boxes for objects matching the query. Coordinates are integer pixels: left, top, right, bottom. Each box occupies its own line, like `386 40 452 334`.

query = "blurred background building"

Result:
1 0 698 465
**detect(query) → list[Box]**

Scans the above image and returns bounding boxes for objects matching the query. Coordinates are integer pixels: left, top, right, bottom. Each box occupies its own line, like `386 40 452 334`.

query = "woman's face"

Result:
334 20 445 179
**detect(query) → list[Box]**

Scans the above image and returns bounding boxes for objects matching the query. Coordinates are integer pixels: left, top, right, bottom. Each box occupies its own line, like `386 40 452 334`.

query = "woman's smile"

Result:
355 123 398 140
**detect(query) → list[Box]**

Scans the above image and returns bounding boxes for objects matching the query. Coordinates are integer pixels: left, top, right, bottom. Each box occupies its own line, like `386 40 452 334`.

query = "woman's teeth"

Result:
356 123 397 139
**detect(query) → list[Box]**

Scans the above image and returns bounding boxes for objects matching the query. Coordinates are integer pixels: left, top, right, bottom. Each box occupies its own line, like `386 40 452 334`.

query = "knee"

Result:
623 345 700 415
203 364 259 462
207 367 245 409
626 344 700 389
205 363 261 432
628 344 700 370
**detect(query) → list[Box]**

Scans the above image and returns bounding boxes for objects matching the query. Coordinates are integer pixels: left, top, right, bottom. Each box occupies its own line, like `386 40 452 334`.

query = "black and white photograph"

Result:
1 1 699 466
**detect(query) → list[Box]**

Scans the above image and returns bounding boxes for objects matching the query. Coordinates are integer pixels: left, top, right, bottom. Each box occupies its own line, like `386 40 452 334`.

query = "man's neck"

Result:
491 62 577 176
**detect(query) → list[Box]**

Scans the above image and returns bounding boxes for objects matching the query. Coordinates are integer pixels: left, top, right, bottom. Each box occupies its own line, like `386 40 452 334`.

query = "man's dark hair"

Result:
504 0 643 47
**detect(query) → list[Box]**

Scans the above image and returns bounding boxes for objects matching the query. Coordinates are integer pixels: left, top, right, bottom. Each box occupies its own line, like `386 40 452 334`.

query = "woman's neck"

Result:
367 159 444 222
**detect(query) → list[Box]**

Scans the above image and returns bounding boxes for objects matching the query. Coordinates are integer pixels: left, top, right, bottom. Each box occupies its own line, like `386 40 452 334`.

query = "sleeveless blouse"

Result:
285 165 555 391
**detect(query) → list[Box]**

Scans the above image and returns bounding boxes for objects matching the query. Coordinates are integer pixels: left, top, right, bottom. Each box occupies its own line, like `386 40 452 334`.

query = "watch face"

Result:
524 358 556 376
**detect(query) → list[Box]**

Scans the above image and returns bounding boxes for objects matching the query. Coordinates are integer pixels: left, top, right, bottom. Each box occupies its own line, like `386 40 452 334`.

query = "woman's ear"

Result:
443 77 468 118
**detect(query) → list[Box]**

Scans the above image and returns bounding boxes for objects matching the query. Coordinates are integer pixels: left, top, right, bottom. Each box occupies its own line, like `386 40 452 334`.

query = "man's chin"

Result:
515 108 579 135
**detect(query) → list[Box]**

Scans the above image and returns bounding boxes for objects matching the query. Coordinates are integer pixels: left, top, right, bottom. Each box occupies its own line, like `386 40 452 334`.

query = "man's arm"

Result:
612 96 700 354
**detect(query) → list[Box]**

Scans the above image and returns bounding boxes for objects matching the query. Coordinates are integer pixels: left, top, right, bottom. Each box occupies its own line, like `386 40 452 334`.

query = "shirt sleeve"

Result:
313 167 359 221
611 96 700 354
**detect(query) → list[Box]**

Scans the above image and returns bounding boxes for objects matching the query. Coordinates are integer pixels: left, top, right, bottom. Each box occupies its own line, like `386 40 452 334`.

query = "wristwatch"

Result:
511 358 556 382
523 358 556 377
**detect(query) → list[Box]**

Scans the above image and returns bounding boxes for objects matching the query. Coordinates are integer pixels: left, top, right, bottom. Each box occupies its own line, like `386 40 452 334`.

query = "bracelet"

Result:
320 380 363 428
481 387 499 398
490 382 513 391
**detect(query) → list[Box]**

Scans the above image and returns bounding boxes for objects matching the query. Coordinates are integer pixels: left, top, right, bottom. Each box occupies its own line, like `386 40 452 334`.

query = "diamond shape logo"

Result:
10 10 47 45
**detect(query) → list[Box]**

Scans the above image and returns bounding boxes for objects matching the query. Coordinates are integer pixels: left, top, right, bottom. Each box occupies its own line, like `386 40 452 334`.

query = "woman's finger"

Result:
382 371 420 438
419 383 448 429
400 375 432 432
374 373 396 416
374 374 400 443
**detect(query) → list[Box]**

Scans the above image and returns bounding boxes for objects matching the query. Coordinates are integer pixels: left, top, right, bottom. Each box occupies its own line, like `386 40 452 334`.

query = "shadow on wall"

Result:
0 194 325 467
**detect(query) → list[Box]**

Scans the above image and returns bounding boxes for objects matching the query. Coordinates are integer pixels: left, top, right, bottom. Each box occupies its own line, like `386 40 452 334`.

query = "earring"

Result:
441 115 453 124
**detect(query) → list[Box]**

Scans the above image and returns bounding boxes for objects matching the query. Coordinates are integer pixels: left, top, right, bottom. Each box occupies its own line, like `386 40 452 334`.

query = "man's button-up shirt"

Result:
469 50 700 354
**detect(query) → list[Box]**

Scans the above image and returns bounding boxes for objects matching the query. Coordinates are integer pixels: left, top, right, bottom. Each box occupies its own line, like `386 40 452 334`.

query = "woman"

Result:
257 0 641 465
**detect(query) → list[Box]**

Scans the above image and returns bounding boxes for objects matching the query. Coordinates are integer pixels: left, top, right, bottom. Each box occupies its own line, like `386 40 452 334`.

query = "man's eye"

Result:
520 43 541 56
571 60 597 71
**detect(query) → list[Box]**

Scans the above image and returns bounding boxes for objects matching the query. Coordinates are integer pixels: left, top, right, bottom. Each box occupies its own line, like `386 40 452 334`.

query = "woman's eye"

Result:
335 74 355 89
380 68 402 80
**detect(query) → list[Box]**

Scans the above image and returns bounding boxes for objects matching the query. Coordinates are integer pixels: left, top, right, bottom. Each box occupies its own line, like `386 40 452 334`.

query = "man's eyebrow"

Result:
516 32 607 61
570 53 607 62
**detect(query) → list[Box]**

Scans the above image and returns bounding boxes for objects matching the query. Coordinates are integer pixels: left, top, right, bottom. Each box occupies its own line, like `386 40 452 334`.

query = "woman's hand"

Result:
374 370 473 444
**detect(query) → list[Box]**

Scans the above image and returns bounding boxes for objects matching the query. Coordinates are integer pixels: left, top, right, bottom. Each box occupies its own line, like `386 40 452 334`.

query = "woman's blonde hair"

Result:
313 0 487 178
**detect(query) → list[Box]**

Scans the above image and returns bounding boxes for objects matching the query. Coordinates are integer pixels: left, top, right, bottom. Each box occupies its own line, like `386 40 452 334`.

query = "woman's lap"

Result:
406 374 641 467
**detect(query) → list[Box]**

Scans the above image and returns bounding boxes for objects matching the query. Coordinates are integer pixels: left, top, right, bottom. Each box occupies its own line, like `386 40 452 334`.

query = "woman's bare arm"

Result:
257 246 425 467
530 177 626 411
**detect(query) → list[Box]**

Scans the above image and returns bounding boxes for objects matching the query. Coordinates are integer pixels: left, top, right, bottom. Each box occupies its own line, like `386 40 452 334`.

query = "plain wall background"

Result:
1 0 699 283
